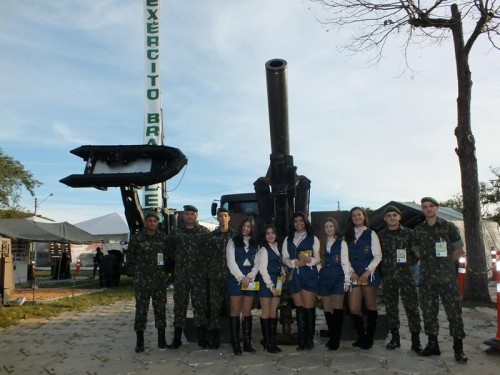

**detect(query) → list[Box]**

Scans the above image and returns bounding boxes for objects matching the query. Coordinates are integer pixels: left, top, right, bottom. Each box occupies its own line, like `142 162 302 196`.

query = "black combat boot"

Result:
453 337 468 363
168 327 183 349
209 329 220 349
420 334 441 356
351 314 366 348
296 306 306 350
386 328 400 350
324 311 334 348
158 328 167 350
269 318 282 353
410 331 423 355
197 326 209 349
229 316 242 355
329 309 344 351
304 307 316 350
135 331 145 353
242 316 256 353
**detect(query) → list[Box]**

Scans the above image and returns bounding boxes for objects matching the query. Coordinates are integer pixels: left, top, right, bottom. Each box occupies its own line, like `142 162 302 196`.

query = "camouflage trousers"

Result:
383 270 421 333
134 286 166 331
207 277 228 330
420 274 465 338
173 278 208 328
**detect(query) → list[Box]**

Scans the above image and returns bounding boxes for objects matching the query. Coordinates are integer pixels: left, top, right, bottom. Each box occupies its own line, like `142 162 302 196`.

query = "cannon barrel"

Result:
265 59 290 156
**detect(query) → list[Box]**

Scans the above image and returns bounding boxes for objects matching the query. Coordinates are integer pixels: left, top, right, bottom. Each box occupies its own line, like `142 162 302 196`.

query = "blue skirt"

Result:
287 266 318 294
318 267 345 296
257 273 280 298
227 276 257 297
351 264 381 288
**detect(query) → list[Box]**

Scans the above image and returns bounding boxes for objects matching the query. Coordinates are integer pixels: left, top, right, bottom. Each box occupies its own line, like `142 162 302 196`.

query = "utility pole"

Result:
34 193 53 216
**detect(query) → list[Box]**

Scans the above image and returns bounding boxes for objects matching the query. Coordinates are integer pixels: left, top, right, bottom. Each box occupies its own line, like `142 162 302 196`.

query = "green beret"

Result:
421 197 439 206
384 205 401 215
145 211 160 220
217 207 230 216
183 205 198 213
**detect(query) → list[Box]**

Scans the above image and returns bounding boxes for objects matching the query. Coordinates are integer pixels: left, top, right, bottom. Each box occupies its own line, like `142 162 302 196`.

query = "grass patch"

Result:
0 277 135 328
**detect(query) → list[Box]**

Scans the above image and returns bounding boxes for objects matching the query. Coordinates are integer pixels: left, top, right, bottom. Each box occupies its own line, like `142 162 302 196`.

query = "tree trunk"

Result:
450 5 491 303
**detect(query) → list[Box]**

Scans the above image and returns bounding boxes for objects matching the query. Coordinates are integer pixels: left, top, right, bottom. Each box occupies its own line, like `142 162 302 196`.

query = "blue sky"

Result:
1 0 499 225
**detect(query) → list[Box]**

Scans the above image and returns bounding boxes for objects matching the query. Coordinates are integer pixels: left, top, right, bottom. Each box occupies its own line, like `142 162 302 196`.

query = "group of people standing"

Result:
127 197 468 364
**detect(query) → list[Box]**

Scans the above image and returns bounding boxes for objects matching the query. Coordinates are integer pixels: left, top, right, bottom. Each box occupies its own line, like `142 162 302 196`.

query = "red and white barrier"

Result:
484 250 500 351
457 256 467 298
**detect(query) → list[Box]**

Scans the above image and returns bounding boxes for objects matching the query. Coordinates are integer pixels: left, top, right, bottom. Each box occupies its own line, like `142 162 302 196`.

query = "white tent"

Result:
75 213 129 243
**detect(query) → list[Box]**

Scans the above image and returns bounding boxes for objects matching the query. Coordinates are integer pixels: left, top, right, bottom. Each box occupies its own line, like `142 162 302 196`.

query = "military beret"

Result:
217 207 230 216
183 204 198 213
421 197 439 206
384 205 401 215
145 211 160 220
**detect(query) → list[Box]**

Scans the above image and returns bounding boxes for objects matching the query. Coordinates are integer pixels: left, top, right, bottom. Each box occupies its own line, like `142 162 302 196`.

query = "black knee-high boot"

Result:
296 306 306 350
242 316 256 353
229 316 242 355
269 318 281 353
260 318 269 351
363 310 377 349
305 307 316 350
329 309 344 350
351 314 366 348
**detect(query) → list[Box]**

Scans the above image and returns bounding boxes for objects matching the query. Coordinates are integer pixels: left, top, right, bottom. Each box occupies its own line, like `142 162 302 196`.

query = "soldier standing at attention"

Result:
412 197 468 363
378 205 423 354
168 205 211 349
127 211 168 353
206 207 234 349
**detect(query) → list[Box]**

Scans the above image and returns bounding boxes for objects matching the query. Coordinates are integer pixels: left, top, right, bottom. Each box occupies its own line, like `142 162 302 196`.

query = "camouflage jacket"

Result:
207 226 234 279
378 225 418 279
127 230 168 284
168 224 210 281
412 217 463 277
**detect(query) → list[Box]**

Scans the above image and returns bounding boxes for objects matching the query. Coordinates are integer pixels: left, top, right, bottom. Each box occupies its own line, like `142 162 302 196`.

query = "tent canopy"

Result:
0 219 98 243
75 213 129 243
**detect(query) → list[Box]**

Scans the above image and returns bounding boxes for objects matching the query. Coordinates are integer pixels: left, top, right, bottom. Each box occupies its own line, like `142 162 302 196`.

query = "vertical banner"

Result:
143 0 163 208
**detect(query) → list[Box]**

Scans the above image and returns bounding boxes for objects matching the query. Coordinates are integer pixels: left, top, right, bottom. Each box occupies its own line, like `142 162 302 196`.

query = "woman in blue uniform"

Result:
282 211 320 350
318 217 351 350
226 216 259 355
344 207 382 349
257 225 283 353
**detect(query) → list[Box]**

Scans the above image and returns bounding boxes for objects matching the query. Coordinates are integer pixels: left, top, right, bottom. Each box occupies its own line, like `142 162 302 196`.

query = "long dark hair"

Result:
233 216 258 248
344 207 368 243
261 224 279 246
287 211 314 238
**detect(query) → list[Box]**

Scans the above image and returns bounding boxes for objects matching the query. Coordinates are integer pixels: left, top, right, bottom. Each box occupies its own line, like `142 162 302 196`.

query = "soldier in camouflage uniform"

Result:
412 197 468 363
206 207 234 349
126 211 168 353
378 205 423 354
168 205 211 349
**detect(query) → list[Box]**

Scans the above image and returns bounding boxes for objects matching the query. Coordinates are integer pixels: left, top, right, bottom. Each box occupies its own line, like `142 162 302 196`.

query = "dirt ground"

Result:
10 288 95 302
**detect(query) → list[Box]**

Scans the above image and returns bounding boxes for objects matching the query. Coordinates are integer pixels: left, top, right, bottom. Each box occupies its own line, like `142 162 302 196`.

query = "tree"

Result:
0 148 41 209
441 167 500 222
311 0 499 302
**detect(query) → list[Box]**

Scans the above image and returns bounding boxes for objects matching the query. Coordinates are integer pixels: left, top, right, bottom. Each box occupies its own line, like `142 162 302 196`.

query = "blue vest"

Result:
287 233 315 267
264 243 281 276
323 239 343 268
348 229 373 273
234 242 257 273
